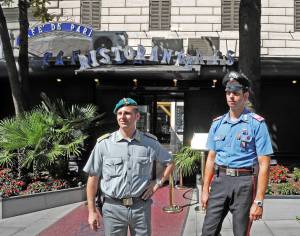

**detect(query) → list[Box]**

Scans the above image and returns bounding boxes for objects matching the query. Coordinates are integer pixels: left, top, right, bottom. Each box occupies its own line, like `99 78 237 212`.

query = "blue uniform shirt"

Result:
206 108 273 168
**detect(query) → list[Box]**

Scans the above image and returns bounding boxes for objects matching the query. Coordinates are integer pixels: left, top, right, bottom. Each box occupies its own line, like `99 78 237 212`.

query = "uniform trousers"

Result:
202 172 256 236
102 198 152 236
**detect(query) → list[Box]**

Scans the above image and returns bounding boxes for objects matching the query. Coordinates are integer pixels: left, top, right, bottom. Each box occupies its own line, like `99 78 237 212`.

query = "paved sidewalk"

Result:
0 202 82 236
1 189 300 236
183 189 300 236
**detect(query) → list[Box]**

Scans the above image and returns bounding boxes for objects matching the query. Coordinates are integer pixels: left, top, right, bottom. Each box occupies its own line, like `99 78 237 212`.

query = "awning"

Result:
74 64 201 75
28 31 92 57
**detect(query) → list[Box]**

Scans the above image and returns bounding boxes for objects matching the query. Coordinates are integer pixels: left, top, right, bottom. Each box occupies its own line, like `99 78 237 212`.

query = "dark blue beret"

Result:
113 98 138 114
222 71 250 92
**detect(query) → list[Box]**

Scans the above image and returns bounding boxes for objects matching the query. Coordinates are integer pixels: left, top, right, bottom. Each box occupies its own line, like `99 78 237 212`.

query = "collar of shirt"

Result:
222 108 250 124
114 129 142 142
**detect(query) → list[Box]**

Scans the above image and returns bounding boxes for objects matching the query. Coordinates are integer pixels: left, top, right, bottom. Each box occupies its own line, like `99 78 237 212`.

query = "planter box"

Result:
0 186 86 219
265 194 300 199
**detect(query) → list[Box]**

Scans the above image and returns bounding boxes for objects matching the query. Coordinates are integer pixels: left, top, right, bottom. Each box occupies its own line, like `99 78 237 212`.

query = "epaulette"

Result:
97 133 111 143
250 113 265 122
213 115 223 122
144 132 158 140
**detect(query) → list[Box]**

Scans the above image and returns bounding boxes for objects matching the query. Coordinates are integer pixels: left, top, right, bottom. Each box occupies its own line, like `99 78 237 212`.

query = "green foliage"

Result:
2 0 53 22
173 146 202 177
50 179 69 190
23 179 69 194
296 216 300 222
39 93 105 130
265 184 273 195
0 97 102 179
277 183 299 195
0 166 72 198
0 168 26 198
0 109 84 171
24 181 51 194
293 167 300 182
31 0 53 22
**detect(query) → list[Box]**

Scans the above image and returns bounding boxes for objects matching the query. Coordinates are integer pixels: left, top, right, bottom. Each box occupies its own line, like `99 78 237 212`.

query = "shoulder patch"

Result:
213 115 223 122
97 133 111 143
251 113 265 122
144 132 158 141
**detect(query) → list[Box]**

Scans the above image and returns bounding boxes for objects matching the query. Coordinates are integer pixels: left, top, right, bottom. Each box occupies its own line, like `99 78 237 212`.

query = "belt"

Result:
215 165 255 177
104 196 144 207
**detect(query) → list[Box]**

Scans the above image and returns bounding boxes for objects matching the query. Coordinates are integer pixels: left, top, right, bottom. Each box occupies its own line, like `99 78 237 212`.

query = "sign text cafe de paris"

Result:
26 22 235 71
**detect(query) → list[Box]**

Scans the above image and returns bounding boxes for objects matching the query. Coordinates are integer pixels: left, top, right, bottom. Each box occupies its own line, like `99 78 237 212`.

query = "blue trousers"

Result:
202 172 256 236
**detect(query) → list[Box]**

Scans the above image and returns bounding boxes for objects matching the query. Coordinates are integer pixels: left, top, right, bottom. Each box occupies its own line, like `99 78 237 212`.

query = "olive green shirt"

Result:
83 130 172 199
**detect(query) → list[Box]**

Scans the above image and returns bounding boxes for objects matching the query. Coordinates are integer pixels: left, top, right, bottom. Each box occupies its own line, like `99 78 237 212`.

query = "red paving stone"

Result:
39 186 192 236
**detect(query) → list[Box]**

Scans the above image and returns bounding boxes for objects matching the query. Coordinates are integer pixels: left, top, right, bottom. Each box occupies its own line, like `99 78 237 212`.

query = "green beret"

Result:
113 98 138 114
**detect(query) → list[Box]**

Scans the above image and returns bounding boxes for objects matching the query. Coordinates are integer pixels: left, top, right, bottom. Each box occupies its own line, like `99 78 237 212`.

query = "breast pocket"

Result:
103 158 123 179
214 135 226 150
134 156 151 176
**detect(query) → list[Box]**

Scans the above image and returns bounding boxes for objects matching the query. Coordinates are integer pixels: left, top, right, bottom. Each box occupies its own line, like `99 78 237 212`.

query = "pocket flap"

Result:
113 158 123 165
105 158 123 165
136 156 149 164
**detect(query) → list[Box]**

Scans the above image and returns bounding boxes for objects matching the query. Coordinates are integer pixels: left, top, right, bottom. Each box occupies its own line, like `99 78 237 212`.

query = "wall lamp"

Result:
173 78 178 87
212 79 217 88
133 78 138 87
94 78 100 86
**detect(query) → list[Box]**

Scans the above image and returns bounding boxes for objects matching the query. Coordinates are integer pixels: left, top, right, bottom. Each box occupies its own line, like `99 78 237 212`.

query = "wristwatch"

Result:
254 200 264 208
156 179 163 188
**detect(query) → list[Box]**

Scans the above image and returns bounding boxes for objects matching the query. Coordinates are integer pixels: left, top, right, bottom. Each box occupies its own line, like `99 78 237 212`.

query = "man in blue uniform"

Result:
201 71 273 236
84 98 175 236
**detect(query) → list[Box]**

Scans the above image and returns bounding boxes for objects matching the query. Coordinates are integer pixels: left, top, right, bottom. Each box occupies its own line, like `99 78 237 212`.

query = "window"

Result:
188 37 220 56
3 7 35 22
81 0 101 30
222 0 240 31
295 0 300 31
150 0 171 31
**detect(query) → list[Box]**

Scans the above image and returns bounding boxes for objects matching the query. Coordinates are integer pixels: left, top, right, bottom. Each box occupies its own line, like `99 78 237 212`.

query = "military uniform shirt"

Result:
83 130 172 199
206 108 273 168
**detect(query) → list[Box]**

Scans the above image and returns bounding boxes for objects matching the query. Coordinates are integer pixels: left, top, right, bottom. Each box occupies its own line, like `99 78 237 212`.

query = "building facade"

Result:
2 0 300 57
40 0 300 56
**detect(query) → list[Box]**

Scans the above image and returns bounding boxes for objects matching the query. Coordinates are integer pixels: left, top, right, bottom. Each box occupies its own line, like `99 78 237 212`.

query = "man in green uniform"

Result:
84 98 175 236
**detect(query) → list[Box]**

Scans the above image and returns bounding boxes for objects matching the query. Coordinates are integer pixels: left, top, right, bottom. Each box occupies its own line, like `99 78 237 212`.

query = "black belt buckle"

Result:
122 197 133 206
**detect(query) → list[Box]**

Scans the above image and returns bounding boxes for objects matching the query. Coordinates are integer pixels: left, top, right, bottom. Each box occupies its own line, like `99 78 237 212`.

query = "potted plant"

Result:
173 146 202 188
0 96 104 218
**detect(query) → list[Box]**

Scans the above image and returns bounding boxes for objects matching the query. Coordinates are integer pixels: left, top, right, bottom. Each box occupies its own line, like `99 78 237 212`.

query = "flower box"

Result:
0 185 86 219
265 194 300 199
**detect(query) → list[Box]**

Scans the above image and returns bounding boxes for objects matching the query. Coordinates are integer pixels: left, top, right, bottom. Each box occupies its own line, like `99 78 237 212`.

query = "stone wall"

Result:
3 0 300 57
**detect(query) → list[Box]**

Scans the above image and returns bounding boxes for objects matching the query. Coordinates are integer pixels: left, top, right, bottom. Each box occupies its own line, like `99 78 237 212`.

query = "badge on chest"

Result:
237 129 252 149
